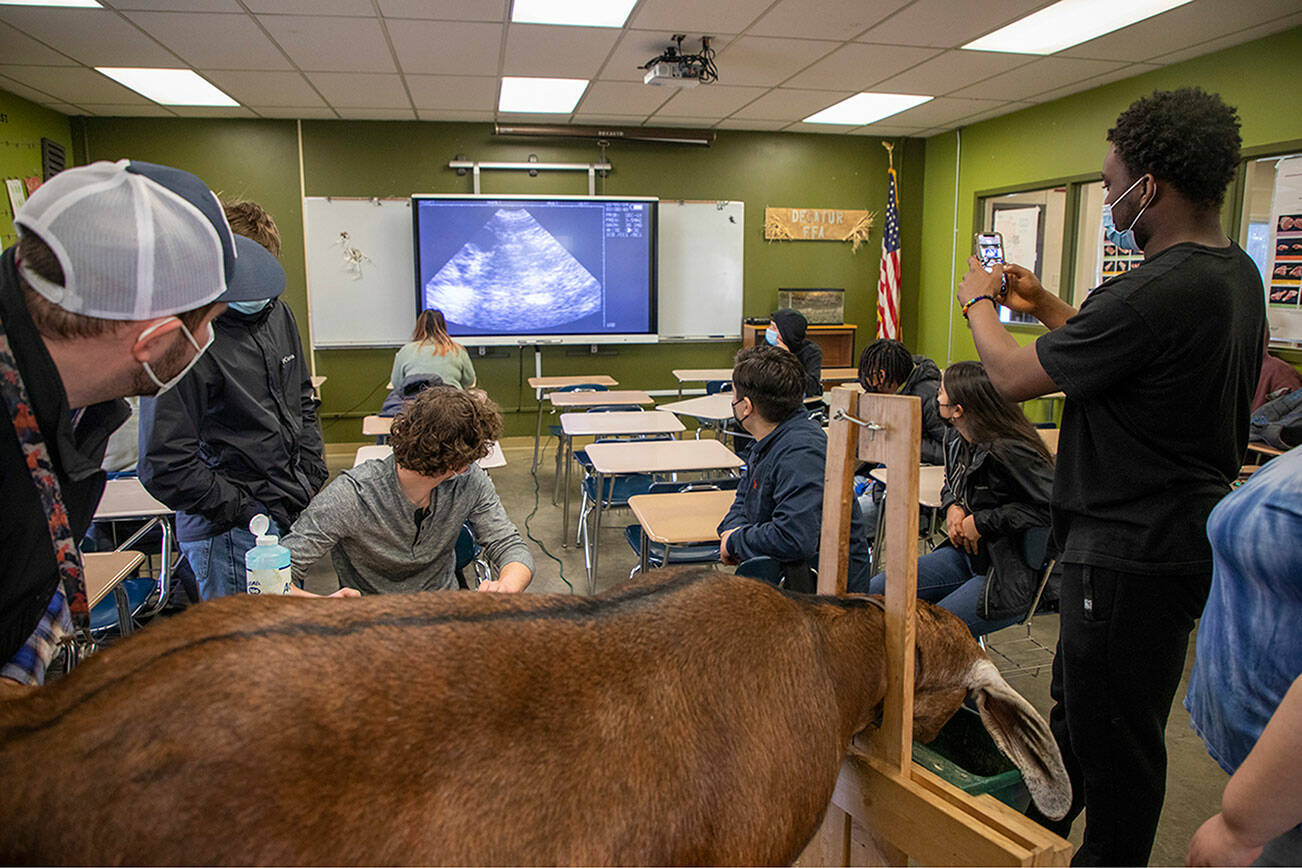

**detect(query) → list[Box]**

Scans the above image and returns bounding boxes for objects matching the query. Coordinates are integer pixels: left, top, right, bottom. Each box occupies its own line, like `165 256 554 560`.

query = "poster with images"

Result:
1268 157 1302 309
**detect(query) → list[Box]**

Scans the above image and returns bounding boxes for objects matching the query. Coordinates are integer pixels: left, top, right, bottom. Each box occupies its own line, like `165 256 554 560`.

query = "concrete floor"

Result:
309 435 1226 866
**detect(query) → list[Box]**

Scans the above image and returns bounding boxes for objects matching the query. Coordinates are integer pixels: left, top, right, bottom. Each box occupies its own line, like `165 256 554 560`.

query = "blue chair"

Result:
705 379 732 395
454 523 489 589
735 555 783 587
623 478 741 577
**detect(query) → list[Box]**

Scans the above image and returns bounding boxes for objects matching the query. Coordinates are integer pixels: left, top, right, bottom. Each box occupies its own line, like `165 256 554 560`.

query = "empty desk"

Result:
659 393 737 439
353 441 507 470
83 550 147 638
627 489 735 575
671 368 734 398
93 477 179 604
867 464 948 576
527 375 619 469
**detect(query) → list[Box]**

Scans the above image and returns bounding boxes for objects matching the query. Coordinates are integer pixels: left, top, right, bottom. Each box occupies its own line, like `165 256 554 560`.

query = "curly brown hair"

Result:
390 386 503 476
223 200 282 258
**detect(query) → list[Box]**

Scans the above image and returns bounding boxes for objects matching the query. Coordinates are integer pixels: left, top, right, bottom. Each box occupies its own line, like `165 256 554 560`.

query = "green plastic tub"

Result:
912 705 1030 811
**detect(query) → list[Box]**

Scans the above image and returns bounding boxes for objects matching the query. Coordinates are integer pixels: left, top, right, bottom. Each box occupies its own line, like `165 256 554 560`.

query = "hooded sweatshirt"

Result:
771 308 823 398
900 354 946 465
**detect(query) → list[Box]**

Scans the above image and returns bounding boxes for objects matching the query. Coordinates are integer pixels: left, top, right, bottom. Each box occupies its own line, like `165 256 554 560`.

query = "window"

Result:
1070 180 1144 307
979 187 1067 325
1241 151 1302 344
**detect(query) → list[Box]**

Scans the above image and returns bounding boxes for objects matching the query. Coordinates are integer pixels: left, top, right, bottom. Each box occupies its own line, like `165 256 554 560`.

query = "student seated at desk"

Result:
391 308 475 392
766 308 822 399
717 345 871 593
866 361 1054 636
282 387 533 595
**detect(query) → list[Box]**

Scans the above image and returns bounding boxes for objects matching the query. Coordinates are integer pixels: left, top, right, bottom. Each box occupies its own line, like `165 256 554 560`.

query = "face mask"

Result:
764 327 780 346
1101 205 1138 253
730 396 750 426
229 298 270 315
138 317 213 396
1101 175 1148 248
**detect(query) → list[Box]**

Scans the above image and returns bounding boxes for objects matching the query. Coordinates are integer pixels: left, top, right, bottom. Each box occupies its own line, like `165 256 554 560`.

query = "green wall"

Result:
0 89 72 248
71 115 926 440
918 27 1302 372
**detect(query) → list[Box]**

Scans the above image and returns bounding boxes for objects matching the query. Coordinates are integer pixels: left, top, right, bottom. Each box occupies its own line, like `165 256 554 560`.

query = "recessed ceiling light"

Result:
962 0 1195 55
95 68 239 107
498 77 589 114
0 0 101 6
804 93 932 126
511 0 636 28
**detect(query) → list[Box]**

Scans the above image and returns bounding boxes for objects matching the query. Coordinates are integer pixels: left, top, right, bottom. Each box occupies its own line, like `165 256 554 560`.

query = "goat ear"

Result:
965 659 1071 821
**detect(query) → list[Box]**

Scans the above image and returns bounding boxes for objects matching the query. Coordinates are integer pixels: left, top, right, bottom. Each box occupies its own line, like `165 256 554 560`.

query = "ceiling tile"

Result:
857 0 1055 49
714 118 784 130
783 43 941 91
125 12 291 70
566 113 648 123
167 105 257 117
0 21 79 65
0 64 155 105
713 36 840 87
0 74 67 106
415 108 493 121
948 56 1128 101
306 72 411 108
599 30 730 83
200 70 324 106
1058 0 1302 62
957 101 1036 125
574 80 674 115
257 15 396 72
650 84 768 119
645 115 721 126
881 96 1005 126
405 74 499 111
628 0 775 35
730 88 856 122
869 49 1034 96
334 107 416 119
377 0 508 20
786 121 874 135
1148 11 1302 65
250 106 339 118
503 23 619 78
0 8 181 67
845 123 925 136
748 0 912 40
104 0 245 10
1024 64 1158 104
78 102 176 116
43 102 79 114
245 0 374 14
388 20 503 75
493 111 580 124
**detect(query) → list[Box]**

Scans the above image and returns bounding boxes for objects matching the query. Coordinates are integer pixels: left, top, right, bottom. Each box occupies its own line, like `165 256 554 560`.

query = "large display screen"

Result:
413 195 657 344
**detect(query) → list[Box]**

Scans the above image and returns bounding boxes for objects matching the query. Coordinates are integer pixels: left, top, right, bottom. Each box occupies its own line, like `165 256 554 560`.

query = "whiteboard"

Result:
305 197 414 348
657 200 744 340
303 196 745 347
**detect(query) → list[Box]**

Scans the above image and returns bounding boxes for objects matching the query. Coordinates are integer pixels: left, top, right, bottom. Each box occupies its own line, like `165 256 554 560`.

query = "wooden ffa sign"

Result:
764 207 875 249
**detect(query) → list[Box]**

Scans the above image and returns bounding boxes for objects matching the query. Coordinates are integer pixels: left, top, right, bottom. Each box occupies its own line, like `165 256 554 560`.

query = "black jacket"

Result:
901 355 946 465
139 300 327 542
0 247 129 664
794 341 824 399
719 409 871 592
939 429 1055 619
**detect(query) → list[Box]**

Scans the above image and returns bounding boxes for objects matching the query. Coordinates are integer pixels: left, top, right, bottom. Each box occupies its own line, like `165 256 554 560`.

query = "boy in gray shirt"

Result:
284 387 533 594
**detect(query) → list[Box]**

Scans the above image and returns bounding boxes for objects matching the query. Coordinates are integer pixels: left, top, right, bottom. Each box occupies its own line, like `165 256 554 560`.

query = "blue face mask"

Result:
1101 206 1139 253
229 298 270 315
765 327 780 346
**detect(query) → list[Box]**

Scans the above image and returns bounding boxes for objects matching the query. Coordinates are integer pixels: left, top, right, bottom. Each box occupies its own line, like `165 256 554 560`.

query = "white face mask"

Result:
138 316 213 396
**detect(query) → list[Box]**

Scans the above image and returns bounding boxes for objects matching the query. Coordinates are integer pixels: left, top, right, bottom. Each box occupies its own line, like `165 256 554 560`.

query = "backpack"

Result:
379 374 445 417
1249 388 1302 451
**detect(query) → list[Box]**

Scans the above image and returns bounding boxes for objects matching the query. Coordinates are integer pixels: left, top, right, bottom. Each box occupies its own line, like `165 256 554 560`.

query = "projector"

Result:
643 61 701 88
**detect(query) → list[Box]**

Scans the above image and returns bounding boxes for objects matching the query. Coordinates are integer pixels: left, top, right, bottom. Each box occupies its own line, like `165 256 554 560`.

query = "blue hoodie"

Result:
718 409 871 592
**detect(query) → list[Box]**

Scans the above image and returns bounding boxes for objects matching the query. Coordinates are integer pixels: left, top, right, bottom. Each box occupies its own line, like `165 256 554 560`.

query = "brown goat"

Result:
0 568 1068 865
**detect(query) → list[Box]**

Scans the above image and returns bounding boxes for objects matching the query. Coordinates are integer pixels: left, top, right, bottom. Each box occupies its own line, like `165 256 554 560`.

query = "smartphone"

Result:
974 232 1007 297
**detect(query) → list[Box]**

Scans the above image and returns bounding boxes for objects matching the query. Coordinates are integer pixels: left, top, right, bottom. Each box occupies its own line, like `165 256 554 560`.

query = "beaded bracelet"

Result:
961 294 995 319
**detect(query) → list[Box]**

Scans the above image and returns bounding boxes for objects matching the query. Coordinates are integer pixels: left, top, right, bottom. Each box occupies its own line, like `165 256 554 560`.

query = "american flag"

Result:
877 166 901 340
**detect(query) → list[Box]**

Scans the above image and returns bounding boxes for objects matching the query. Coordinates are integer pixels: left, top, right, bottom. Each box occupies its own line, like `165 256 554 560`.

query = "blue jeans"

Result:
181 517 281 601
867 544 1020 637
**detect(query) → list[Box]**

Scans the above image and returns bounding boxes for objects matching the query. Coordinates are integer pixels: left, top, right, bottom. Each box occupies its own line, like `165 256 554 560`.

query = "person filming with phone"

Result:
953 88 1265 866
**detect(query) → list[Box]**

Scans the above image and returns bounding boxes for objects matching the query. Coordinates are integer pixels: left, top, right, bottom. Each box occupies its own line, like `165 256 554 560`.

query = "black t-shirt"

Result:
1035 241 1265 575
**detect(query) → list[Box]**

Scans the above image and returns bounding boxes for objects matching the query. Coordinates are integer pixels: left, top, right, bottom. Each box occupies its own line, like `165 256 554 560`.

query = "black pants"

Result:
1026 563 1210 866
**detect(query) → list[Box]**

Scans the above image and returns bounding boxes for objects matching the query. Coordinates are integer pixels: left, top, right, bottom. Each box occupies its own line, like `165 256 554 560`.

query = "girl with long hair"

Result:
867 360 1055 636
391 309 476 390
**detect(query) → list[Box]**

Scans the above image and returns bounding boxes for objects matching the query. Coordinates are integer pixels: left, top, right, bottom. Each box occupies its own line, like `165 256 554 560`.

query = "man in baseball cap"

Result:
0 159 286 686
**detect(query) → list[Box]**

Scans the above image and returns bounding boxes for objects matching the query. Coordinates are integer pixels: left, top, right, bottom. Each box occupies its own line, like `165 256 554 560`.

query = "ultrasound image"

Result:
424 208 602 331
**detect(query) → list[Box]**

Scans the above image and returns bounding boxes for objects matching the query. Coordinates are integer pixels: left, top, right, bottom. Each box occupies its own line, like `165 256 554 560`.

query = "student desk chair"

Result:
867 464 948 577
526 375 619 471
353 442 507 470
92 477 182 616
626 488 737 576
671 368 734 399
658 393 740 441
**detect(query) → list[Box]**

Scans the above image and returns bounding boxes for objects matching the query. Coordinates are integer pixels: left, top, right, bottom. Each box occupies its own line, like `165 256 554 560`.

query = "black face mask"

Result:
731 396 750 426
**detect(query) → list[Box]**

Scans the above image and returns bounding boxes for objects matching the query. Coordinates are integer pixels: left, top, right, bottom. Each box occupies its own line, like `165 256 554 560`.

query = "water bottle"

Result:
245 514 292 595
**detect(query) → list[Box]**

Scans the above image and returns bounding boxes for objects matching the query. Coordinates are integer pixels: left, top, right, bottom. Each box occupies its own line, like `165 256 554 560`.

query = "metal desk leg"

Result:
640 528 650 575
870 489 887 577
561 434 573 548
113 585 134 636
589 471 605 594
532 398 545 472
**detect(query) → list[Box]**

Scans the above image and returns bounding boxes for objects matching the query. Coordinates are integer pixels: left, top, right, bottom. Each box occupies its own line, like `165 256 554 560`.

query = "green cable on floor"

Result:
526 460 573 594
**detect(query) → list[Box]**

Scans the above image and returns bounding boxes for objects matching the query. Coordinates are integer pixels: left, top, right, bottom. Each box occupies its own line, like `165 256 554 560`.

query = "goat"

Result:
0 567 1069 865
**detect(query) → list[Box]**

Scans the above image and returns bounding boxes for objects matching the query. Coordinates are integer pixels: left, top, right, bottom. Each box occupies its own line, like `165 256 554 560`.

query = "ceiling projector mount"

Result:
640 34 718 88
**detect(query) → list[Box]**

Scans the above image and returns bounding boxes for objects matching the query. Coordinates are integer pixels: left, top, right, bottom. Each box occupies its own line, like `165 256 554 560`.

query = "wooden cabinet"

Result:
742 323 858 367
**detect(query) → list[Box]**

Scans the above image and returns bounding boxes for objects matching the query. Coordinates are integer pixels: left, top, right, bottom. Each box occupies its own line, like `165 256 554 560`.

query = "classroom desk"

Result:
94 477 177 607
526 375 619 470
821 367 860 384
867 464 948 577
1038 428 1060 455
1247 441 1286 462
558 411 685 546
353 441 507 470
627 489 735 575
310 375 326 400
658 393 737 438
83 550 146 637
671 368 734 398
362 414 390 439
582 439 744 592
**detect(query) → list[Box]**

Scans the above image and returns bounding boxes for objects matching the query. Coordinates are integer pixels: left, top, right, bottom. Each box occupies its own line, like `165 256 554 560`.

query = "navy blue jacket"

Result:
718 409 871 592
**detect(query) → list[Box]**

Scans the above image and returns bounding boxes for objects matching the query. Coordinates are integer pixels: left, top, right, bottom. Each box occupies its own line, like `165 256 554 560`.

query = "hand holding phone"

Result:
974 232 1007 298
